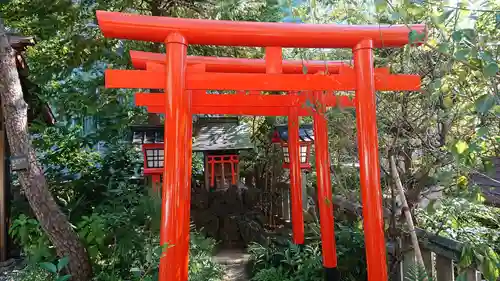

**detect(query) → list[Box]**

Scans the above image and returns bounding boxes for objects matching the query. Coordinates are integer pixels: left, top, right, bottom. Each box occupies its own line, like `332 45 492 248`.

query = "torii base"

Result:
325 267 341 281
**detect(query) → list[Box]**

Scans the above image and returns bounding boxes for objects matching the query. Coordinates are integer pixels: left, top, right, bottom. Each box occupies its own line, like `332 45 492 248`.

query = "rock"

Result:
238 215 266 245
242 186 260 208
192 211 219 239
191 181 269 247
220 216 241 247
191 187 210 209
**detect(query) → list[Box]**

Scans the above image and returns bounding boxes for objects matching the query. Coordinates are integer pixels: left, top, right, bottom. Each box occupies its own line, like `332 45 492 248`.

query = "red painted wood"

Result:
353 39 388 281
106 69 420 91
131 50 347 74
97 11 426 48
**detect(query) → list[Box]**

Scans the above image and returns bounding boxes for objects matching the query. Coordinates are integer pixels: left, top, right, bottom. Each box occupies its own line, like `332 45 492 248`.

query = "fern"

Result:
404 264 434 281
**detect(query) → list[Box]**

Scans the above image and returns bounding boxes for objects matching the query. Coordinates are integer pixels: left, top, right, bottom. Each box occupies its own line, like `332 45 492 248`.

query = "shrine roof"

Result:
471 157 500 207
7 33 35 50
130 117 253 152
192 117 253 152
272 124 314 143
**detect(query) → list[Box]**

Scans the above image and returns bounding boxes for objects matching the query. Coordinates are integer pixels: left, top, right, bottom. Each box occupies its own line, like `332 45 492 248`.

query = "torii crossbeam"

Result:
96 10 425 281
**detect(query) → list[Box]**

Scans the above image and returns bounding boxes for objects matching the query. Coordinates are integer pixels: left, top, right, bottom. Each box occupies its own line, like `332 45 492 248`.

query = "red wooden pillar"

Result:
160 32 190 281
266 46 304 244
312 91 339 281
178 87 193 281
353 39 388 281
152 174 161 194
288 107 304 244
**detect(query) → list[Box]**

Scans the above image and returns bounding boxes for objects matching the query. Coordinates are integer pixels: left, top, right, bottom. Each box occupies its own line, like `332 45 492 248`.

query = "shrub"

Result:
248 221 366 281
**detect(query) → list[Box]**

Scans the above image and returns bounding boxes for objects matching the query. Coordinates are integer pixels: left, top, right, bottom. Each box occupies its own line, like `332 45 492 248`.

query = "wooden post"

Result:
302 171 308 210
353 39 388 281
160 32 190 281
465 269 480 281
403 238 417 281
313 90 338 280
288 106 304 244
221 158 225 188
421 248 435 279
0 115 6 262
436 255 454 281
283 187 290 221
203 153 209 191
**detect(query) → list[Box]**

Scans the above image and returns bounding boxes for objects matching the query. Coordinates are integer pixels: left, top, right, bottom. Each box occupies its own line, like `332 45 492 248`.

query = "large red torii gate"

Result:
97 10 425 281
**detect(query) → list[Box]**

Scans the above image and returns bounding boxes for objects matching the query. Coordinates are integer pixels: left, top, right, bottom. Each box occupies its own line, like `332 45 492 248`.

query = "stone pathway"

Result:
0 258 22 281
214 249 250 281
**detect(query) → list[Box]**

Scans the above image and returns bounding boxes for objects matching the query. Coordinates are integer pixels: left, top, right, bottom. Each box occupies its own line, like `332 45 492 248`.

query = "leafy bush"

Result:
248 222 366 281
10 143 223 280
9 214 53 262
417 199 500 281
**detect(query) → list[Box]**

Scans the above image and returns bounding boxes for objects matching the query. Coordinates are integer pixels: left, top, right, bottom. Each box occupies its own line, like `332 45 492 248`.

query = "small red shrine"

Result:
131 117 253 191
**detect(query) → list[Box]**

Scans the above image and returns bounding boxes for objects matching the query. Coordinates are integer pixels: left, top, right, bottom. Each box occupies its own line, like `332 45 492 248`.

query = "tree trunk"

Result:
0 21 92 280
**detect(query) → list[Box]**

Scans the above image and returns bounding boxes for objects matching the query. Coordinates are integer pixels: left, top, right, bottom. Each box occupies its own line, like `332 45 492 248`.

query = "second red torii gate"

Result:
97 10 426 281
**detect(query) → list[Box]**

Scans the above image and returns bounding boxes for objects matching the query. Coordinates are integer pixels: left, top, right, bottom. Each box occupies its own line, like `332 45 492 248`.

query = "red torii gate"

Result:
97 10 425 281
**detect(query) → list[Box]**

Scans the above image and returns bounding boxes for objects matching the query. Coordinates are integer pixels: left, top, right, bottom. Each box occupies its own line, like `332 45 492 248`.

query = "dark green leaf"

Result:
452 30 463 42
483 63 499 77
479 51 494 63
436 9 453 24
475 94 496 113
481 257 499 281
454 48 470 60
476 127 489 137
437 43 450 54
462 29 476 42
57 257 70 271
459 246 473 268
429 79 442 91
40 262 57 274
56 275 72 281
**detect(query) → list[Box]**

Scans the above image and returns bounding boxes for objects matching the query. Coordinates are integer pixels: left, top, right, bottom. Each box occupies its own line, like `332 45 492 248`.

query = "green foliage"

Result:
248 222 366 281
458 244 500 281
39 257 72 281
11 190 223 281
418 199 500 281
2 0 499 280
252 267 290 281
404 264 433 281
9 214 53 262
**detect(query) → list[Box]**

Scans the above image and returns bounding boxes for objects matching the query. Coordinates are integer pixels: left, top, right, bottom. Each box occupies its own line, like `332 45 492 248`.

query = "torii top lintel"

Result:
96 11 426 48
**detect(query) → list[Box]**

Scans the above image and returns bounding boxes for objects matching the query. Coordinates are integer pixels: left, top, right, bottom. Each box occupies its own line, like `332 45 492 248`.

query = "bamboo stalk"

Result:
390 155 427 277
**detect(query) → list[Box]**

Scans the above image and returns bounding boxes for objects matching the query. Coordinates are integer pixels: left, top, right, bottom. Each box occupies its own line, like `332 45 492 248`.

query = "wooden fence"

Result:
297 194 486 281
394 228 483 281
